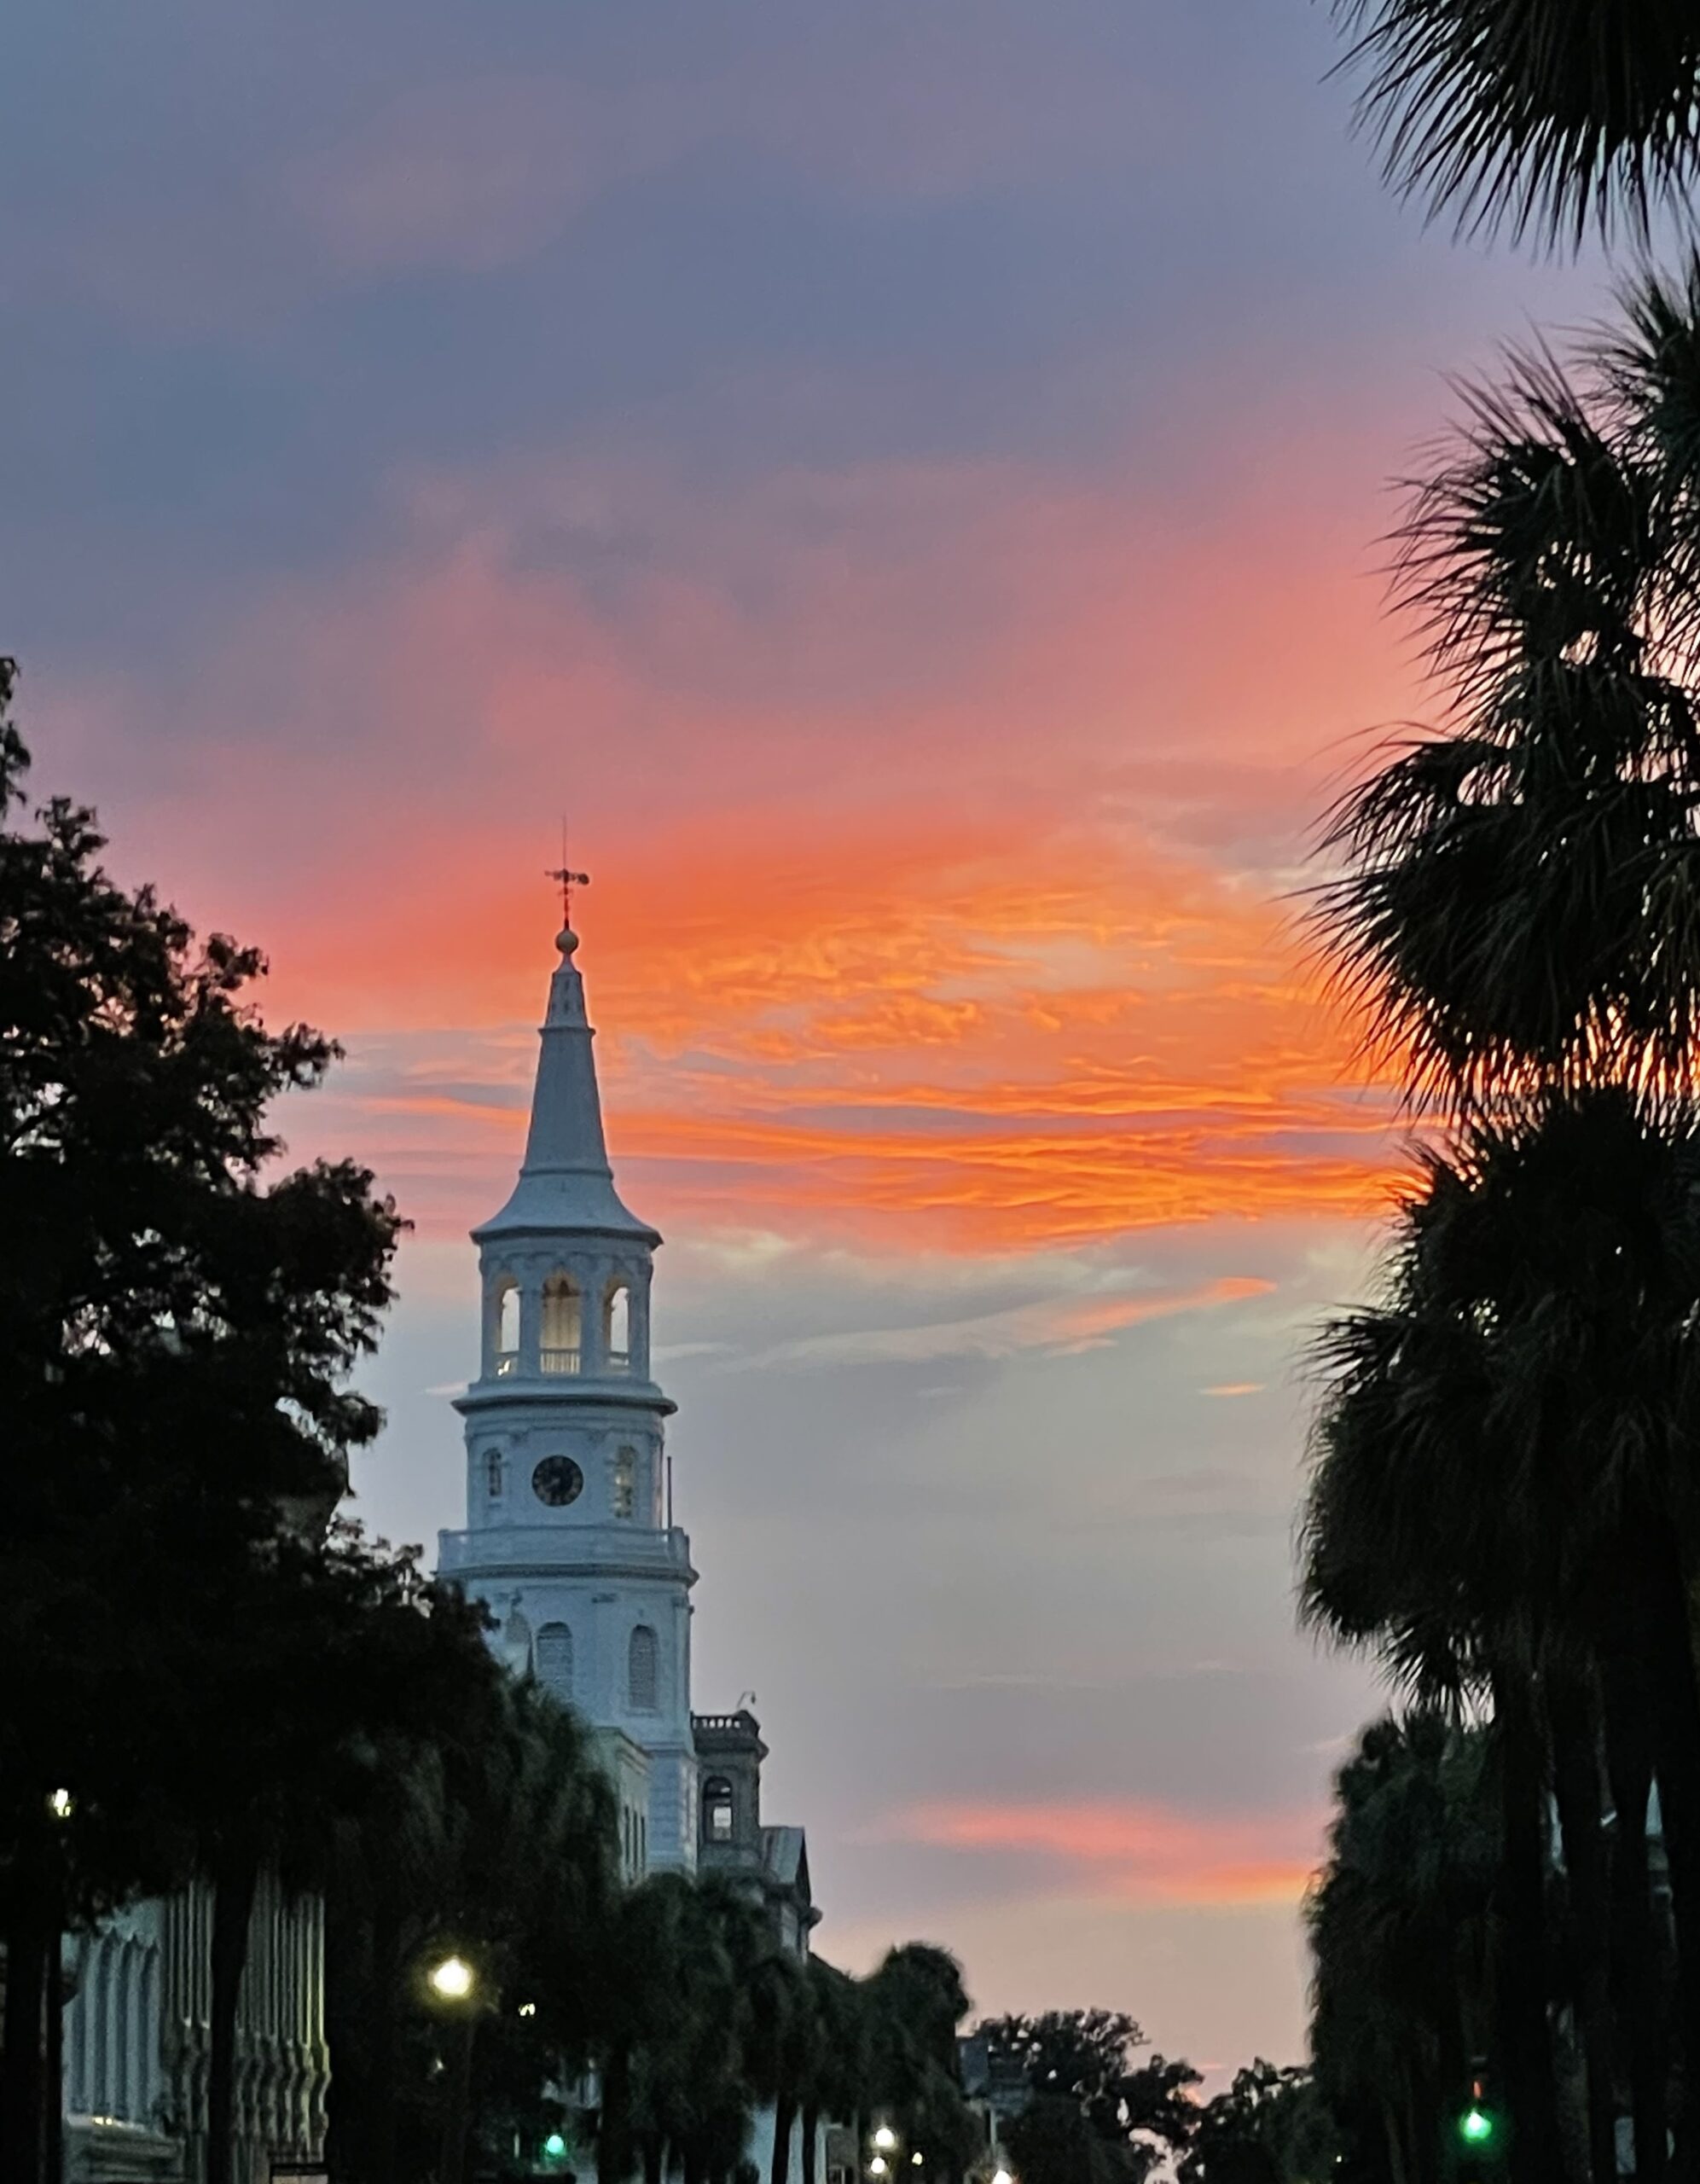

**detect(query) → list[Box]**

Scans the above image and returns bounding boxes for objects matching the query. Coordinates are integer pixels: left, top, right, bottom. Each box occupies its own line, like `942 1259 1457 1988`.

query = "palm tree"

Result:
1318 332 1700 1114
1306 1716 1498 2184
800 1960 866 2184
1303 1087 1700 2181
1328 1 1700 247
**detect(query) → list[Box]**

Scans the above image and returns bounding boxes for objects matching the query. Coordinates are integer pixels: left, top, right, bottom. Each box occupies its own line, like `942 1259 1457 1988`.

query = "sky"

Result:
5 0 1620 2075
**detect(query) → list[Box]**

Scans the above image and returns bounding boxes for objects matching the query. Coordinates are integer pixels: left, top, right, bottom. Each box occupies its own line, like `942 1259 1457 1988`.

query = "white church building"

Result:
437 912 819 1937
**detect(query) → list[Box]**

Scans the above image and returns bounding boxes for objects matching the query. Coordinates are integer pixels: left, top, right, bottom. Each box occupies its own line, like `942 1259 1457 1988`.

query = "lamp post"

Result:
429 1955 480 2184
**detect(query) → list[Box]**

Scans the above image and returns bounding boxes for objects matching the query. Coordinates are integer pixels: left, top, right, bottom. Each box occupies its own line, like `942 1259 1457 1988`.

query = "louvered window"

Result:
536 1623 574 1704
628 1624 659 1711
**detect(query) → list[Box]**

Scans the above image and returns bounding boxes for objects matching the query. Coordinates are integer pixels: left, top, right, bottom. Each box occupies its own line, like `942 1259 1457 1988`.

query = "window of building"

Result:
493 1279 520 1373
541 1275 582 1374
485 1448 504 1500
605 1281 631 1370
536 1623 574 1704
612 1446 636 1520
704 1775 734 1843
628 1623 659 1712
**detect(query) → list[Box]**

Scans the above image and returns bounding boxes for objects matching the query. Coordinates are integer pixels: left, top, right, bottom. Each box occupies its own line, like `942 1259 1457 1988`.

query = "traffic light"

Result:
1454 2077 1504 2175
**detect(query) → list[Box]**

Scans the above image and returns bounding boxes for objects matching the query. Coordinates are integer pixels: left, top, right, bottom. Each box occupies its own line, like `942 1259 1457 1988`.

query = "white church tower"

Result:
438 907 699 1873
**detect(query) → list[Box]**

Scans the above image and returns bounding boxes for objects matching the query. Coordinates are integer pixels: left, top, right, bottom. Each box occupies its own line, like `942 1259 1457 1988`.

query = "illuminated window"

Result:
541 1275 582 1374
605 1282 631 1370
612 1447 636 1520
628 1624 659 1712
493 1279 519 1372
704 1776 734 1843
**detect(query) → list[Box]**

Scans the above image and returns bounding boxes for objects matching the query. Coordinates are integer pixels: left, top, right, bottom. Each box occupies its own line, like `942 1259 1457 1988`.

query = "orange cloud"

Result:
265 805 1401 1250
60 436 1416 1255
885 1798 1322 1908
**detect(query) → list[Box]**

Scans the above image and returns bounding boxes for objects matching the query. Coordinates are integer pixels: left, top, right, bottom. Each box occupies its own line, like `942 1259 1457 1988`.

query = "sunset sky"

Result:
7 0 1616 2071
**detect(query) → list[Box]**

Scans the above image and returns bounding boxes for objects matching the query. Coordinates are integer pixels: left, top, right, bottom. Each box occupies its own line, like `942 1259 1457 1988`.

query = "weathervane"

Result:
545 820 589 926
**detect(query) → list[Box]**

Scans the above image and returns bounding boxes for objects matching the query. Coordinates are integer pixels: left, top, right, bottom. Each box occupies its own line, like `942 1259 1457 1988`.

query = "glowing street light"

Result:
429 1955 475 2001
873 2129 897 2153
992 2169 1016 2184
48 1788 74 1821
870 2160 889 2176
911 2157 924 2169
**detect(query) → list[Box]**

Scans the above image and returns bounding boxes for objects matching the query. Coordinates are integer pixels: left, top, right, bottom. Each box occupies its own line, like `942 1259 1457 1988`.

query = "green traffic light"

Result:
1459 2107 1494 2147
544 2133 567 2159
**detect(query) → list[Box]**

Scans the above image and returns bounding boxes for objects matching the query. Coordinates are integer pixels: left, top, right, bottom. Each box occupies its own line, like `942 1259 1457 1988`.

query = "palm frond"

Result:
1331 0 1700 250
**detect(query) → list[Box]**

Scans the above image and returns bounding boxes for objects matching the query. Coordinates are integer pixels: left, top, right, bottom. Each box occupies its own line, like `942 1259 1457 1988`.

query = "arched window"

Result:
703 1775 735 1844
493 1279 520 1374
541 1275 582 1374
605 1282 631 1371
628 1623 659 1712
612 1446 636 1520
536 1623 574 1705
485 1448 504 1501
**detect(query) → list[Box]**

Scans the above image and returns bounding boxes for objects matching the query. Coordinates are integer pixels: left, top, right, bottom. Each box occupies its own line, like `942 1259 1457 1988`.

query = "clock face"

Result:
531 1455 584 1508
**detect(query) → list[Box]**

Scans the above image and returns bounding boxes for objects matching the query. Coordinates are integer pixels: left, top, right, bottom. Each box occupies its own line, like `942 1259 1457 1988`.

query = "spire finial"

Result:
545 819 590 956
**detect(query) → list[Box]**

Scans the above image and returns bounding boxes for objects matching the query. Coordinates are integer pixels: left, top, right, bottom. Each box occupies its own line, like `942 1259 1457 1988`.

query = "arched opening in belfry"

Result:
493 1279 520 1373
541 1274 582 1374
703 1775 735 1843
604 1281 631 1371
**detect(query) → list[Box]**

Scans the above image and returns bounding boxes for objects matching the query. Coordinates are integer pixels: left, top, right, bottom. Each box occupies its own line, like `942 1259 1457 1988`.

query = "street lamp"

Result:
874 2129 897 2153
870 2161 889 2177
427 1955 480 2184
430 1954 475 2001
992 2169 1016 2184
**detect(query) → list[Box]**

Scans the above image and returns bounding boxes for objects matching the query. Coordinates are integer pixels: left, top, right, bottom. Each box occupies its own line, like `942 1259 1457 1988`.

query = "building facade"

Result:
61 1875 327 2184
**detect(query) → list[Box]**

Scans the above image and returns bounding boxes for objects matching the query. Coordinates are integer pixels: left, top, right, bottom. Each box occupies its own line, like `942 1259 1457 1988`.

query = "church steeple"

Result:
476 924 659 1247
440 909 698 1876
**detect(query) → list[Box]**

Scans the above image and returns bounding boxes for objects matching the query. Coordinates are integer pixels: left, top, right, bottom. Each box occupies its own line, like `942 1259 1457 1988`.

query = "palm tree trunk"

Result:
368 1902 402 2184
438 2010 477 2184
801 2103 821 2184
771 2094 798 2184
206 1844 261 2184
1 1880 49 2184
1549 1661 1617 2184
1602 1632 1667 2184
599 2045 633 2184
1645 1541 1700 2182
1491 1663 1562 2184
43 1912 63 2184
